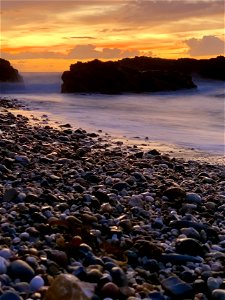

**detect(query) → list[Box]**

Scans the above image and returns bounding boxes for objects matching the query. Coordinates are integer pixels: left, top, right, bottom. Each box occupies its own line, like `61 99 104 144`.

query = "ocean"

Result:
1 72 224 156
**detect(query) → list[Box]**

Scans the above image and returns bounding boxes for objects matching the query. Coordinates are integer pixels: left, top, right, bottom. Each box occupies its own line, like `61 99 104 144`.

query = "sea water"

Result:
1 72 224 155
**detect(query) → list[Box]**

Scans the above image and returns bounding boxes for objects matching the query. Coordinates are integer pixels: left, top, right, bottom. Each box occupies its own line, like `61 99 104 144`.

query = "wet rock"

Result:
163 186 186 201
175 238 205 257
101 282 120 299
207 277 222 292
112 182 130 191
161 275 193 297
160 253 203 264
15 155 30 165
110 267 128 287
46 249 68 267
212 289 225 300
0 256 8 274
134 240 163 258
185 192 202 204
44 274 95 300
3 188 18 202
7 259 35 281
29 275 45 292
0 291 22 300
86 269 103 283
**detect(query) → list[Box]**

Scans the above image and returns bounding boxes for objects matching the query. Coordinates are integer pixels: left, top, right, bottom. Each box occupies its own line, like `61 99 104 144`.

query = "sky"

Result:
1 0 225 72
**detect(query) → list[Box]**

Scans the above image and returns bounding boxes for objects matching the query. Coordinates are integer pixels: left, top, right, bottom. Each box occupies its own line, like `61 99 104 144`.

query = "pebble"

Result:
101 282 120 299
212 289 225 300
175 237 205 256
185 192 202 204
0 292 22 300
44 274 95 300
161 275 193 297
3 188 18 202
29 275 45 292
0 256 8 274
7 259 35 281
0 101 224 300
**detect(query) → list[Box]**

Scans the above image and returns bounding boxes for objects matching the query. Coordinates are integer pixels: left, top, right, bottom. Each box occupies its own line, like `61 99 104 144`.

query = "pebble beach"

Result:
0 97 225 300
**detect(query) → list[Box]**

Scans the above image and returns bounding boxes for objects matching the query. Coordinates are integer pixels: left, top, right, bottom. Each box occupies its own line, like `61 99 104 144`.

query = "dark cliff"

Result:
61 58 196 94
0 58 22 82
61 56 225 94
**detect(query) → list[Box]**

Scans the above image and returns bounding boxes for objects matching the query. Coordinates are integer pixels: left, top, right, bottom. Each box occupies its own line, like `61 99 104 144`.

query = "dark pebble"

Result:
175 238 205 257
7 259 35 281
0 291 22 300
110 266 128 287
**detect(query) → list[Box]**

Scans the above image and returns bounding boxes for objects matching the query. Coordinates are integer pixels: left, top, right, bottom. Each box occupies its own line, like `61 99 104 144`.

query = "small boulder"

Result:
44 274 95 300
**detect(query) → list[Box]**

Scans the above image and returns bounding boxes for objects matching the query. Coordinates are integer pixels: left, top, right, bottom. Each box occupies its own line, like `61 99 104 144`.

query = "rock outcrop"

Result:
0 58 22 82
61 58 197 94
61 56 225 94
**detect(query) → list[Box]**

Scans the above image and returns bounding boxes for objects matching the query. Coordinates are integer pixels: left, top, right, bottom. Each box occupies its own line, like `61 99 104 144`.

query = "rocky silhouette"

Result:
0 58 22 82
61 56 225 94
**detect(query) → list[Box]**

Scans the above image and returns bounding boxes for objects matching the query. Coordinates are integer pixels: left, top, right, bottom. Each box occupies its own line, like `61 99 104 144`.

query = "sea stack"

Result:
0 58 23 83
61 57 197 94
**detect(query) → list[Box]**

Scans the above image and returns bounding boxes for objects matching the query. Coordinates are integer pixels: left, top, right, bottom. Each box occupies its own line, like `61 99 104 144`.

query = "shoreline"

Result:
1 96 224 167
0 97 225 299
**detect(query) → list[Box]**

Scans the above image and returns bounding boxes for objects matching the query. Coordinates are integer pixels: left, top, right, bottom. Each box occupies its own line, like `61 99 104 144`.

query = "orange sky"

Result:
1 0 224 72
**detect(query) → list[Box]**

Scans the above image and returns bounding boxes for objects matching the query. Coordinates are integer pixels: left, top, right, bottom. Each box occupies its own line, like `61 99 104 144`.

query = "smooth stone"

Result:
0 291 22 300
160 254 203 264
170 220 207 232
15 155 30 165
110 267 128 287
134 240 163 258
3 188 18 202
44 274 95 300
193 279 206 293
46 249 68 267
14 282 30 293
7 259 35 281
205 202 216 210
161 276 193 297
112 182 130 191
163 186 186 201
212 289 225 300
185 192 202 204
29 275 45 292
207 277 222 291
0 256 8 274
175 238 205 256
86 269 103 283
180 227 201 240
128 196 144 208
101 282 120 299
148 291 166 300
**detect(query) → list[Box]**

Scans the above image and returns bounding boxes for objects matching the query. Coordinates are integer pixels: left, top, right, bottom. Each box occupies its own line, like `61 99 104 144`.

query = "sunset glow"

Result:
1 0 224 72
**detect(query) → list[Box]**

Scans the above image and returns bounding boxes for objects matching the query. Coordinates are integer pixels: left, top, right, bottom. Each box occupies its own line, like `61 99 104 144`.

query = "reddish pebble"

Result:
101 282 120 299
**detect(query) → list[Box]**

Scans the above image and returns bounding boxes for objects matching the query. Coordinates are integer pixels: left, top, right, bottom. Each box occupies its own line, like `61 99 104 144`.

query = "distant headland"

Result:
61 56 225 94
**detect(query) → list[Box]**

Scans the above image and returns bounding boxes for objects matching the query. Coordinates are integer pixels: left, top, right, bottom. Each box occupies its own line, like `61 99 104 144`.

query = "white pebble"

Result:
29 275 45 292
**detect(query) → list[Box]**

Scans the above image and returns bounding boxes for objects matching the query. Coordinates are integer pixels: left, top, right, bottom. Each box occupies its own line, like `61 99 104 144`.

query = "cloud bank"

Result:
2 44 140 60
185 36 225 56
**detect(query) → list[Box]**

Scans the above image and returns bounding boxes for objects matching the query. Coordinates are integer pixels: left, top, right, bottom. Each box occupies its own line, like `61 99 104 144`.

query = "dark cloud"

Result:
185 35 225 56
